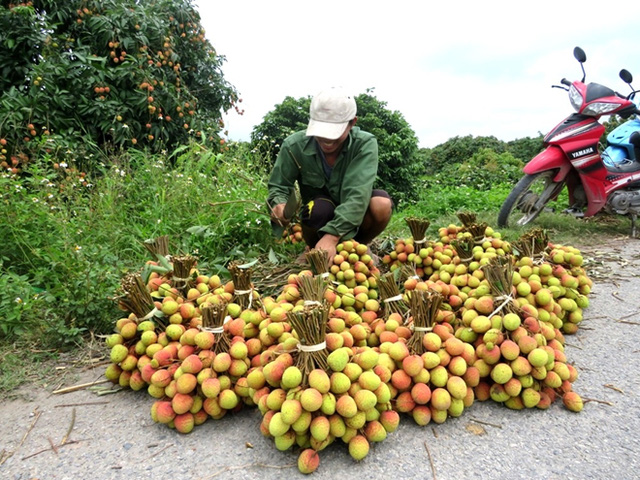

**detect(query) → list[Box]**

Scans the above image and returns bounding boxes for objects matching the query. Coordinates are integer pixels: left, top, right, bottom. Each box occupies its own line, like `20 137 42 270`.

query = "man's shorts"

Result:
300 189 392 232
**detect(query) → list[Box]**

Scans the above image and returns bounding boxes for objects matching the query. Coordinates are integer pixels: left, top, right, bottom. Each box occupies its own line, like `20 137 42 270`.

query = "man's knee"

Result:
369 194 393 222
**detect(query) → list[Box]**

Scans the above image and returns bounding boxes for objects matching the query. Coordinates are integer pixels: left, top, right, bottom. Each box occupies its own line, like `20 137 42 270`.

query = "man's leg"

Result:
300 196 335 247
355 190 393 244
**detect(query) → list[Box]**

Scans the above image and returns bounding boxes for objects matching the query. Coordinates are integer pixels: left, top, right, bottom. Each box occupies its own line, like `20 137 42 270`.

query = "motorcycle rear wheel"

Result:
497 171 565 227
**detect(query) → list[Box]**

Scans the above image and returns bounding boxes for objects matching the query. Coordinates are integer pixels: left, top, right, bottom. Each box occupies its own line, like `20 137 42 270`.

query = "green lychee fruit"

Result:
348 435 370 461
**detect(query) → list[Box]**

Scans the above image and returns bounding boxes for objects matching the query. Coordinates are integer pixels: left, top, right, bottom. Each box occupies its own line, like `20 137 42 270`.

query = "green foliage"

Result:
0 141 277 346
250 95 310 171
422 134 543 175
0 0 238 170
506 135 544 163
251 90 421 206
425 148 524 192
354 91 421 206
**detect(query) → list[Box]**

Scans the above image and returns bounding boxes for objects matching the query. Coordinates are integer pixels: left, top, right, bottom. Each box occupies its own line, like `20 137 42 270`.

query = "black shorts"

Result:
300 189 392 233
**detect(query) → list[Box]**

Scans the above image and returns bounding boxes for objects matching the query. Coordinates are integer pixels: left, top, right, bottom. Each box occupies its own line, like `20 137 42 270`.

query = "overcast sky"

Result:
196 1 640 149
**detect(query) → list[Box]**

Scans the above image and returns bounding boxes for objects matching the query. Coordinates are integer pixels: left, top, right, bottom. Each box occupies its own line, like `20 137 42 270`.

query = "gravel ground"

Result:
1 236 639 480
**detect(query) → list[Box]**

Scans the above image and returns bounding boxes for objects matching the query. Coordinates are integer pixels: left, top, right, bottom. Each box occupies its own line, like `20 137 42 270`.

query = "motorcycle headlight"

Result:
582 102 620 115
569 85 583 112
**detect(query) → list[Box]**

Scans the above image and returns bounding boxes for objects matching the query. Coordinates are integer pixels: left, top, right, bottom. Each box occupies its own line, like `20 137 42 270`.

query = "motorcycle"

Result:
497 46 640 237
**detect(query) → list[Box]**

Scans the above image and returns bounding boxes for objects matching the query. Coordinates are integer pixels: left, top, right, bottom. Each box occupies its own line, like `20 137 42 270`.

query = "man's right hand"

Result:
270 202 288 226
316 233 340 268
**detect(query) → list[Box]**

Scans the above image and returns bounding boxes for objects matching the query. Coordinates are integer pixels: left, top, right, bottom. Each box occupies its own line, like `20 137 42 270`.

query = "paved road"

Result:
1 237 639 480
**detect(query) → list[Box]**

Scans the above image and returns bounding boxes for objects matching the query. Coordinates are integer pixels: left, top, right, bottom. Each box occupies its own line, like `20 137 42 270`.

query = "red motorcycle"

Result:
497 47 640 236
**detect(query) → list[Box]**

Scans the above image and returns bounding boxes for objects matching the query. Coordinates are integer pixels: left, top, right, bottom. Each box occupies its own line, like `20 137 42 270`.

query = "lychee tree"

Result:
0 0 239 169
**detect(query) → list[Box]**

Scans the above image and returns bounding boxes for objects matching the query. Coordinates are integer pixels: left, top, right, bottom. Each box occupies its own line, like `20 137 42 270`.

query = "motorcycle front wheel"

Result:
497 171 565 228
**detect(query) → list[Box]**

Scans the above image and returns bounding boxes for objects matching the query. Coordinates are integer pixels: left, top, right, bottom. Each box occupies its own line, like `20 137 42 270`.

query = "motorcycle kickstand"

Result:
630 213 638 239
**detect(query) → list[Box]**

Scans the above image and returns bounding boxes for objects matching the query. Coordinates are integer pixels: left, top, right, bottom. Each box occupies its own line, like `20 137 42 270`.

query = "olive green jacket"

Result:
267 127 379 240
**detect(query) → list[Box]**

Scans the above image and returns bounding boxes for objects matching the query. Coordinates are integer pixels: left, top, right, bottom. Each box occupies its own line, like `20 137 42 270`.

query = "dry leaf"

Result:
466 424 486 436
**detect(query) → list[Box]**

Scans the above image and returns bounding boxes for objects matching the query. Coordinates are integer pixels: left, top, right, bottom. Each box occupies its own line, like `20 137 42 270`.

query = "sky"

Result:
196 1 640 149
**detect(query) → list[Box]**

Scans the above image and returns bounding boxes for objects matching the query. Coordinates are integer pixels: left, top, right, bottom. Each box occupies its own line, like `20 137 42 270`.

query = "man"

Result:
267 87 393 262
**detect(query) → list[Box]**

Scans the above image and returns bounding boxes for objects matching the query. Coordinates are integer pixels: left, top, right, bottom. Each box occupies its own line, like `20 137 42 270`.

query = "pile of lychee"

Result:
103 222 593 474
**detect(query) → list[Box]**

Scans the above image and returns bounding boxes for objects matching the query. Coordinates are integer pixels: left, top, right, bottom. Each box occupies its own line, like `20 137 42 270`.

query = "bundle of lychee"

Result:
505 229 592 335
256 300 399 474
147 301 257 434
458 255 583 412
378 289 475 426
106 272 167 391
325 239 380 313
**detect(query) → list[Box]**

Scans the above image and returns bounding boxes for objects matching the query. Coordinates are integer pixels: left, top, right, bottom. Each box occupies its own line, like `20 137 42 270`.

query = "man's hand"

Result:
316 233 340 267
270 202 289 226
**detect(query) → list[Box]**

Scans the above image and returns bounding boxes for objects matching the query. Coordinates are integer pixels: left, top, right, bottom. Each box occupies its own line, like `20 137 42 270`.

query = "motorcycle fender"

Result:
523 147 572 182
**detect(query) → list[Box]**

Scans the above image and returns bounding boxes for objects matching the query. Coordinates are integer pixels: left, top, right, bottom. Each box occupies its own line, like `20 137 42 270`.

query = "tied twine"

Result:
298 341 326 353
414 237 427 245
384 294 404 303
235 288 254 309
474 236 490 245
488 294 514 319
321 272 330 279
412 325 433 333
140 307 161 321
172 275 191 282
304 300 322 306
199 315 232 333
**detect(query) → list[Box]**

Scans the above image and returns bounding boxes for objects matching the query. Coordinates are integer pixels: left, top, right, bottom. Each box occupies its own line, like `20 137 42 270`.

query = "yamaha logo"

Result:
570 146 595 159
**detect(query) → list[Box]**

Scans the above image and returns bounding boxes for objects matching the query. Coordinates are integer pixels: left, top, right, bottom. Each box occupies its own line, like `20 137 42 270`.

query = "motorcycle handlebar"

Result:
561 78 572 86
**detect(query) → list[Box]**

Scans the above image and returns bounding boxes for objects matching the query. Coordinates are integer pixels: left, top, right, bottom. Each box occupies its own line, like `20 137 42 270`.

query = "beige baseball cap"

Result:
306 87 357 140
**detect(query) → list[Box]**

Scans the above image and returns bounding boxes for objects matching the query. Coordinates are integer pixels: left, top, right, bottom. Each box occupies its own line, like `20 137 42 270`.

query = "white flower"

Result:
15 297 23 304
74 245 82 252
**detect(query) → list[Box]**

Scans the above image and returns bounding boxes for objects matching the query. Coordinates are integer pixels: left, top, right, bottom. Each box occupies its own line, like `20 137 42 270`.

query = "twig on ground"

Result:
48 437 58 455
53 379 112 395
150 443 174 458
583 397 614 406
21 440 80 460
0 408 42 467
55 401 109 408
203 463 296 479
617 320 640 326
604 384 624 394
423 441 438 480
469 417 503 429
61 408 75 445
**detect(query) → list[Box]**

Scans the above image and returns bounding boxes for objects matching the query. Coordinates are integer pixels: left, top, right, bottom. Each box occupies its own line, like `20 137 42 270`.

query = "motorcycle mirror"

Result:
620 69 633 85
573 46 587 63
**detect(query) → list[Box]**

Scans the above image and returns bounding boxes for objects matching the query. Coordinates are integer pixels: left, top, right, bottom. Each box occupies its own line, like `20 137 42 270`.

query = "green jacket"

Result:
267 127 379 240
